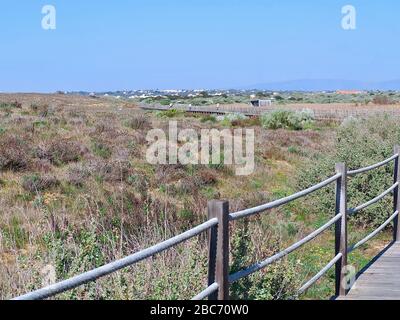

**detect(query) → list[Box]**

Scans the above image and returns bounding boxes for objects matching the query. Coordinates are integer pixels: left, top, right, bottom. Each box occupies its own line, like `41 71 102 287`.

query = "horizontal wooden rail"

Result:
348 210 399 253
229 173 341 221
298 253 343 295
347 154 398 176
228 213 342 284
348 182 399 215
14 218 218 300
192 283 219 301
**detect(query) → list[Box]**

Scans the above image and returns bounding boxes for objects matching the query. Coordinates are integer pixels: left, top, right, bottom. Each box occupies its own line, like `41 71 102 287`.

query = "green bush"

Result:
229 220 300 300
216 113 248 126
216 113 247 123
91 141 112 159
2 217 29 249
159 99 171 106
297 114 400 227
261 109 315 130
22 174 59 193
155 109 185 118
200 115 217 123
0 101 22 111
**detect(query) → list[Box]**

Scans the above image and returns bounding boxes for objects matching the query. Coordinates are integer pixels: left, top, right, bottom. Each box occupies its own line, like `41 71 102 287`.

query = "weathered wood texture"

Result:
340 242 400 300
335 163 348 297
207 200 230 300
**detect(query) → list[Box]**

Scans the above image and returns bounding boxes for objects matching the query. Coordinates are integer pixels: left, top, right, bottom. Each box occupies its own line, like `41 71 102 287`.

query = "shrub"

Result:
67 163 92 187
124 114 151 130
2 217 28 249
216 113 248 124
195 169 217 186
30 103 51 117
0 135 31 171
261 109 315 130
11 100 22 109
250 260 300 300
104 161 132 182
297 114 399 227
0 101 22 110
159 99 171 106
230 221 300 300
36 139 83 165
200 115 217 123
156 109 185 118
22 174 59 193
127 173 149 193
91 141 112 159
372 95 391 105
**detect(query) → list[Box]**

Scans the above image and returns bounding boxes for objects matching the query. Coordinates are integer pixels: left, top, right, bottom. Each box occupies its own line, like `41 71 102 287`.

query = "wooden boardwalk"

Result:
340 242 400 300
140 103 400 121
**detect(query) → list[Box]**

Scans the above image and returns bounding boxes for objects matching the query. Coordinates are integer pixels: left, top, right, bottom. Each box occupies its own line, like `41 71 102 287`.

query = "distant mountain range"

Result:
243 79 400 91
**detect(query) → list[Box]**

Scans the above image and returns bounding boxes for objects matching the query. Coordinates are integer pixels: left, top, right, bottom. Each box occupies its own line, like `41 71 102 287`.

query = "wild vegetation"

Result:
261 109 315 130
136 90 400 107
298 115 399 227
0 95 394 300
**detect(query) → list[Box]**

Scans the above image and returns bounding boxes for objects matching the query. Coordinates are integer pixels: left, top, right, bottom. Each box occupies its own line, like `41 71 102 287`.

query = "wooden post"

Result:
335 163 348 297
207 200 230 300
393 146 400 242
207 201 218 300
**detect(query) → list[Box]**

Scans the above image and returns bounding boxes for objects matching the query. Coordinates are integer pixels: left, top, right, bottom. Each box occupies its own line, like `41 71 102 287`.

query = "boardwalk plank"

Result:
341 242 400 300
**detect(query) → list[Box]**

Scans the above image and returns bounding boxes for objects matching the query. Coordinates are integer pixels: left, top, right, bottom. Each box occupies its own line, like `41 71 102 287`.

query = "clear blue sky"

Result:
1 0 400 92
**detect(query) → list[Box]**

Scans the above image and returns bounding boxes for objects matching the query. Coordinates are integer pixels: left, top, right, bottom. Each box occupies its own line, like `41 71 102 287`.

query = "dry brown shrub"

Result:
66 163 92 186
32 159 53 173
260 129 320 148
0 134 31 171
229 191 269 213
90 159 133 182
155 164 186 185
127 173 149 194
167 169 217 196
260 145 287 161
124 114 151 130
148 195 178 224
372 95 392 105
195 169 217 186
94 121 118 135
35 139 86 165
30 103 50 117
21 173 59 193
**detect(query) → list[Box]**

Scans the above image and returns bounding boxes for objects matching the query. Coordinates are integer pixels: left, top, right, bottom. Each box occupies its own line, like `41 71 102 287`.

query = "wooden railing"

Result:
14 147 400 300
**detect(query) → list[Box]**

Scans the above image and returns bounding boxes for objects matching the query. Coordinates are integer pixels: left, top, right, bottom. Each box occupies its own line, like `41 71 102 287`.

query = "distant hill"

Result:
243 79 400 91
